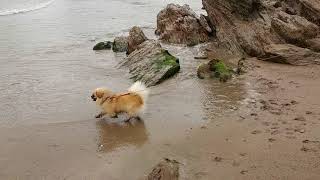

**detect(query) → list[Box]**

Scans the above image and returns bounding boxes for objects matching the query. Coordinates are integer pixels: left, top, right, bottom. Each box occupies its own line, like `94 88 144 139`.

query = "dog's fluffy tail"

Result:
128 81 149 113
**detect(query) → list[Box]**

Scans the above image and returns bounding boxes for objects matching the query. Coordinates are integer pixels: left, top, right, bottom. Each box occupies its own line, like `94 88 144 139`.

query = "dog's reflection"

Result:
96 119 148 153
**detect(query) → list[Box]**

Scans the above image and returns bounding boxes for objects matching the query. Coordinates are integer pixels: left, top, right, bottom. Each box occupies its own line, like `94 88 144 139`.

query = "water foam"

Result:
0 0 55 16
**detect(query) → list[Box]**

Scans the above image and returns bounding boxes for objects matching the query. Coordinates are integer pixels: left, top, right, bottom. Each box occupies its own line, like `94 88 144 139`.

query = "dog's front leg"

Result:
95 112 106 118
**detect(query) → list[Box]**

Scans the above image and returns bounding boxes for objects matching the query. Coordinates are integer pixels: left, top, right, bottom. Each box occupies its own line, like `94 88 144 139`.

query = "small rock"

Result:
251 130 262 135
250 113 258 116
93 41 112 50
240 170 248 175
306 111 312 115
294 116 306 122
290 100 298 105
200 126 207 129
294 128 305 133
213 157 222 162
268 138 276 142
302 140 310 143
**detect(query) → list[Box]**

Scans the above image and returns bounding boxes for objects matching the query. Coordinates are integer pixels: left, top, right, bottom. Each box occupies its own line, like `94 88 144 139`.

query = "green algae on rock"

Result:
120 40 180 86
197 59 232 82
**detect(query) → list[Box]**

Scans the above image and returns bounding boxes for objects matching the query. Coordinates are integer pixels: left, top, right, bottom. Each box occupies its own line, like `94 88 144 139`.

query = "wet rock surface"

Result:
127 26 148 55
93 41 113 50
156 4 210 46
202 0 320 63
261 44 320 65
112 36 128 52
120 40 180 86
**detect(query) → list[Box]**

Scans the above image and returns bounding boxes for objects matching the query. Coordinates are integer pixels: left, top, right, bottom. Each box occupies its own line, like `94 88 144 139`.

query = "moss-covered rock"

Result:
197 59 233 82
112 36 128 52
120 40 180 86
93 41 112 50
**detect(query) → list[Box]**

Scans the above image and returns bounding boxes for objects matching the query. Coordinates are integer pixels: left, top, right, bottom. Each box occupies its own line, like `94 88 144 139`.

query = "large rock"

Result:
112 36 128 52
284 0 320 26
261 44 320 65
306 38 320 52
202 0 281 57
127 26 148 54
155 4 210 46
271 11 319 46
120 40 180 86
146 158 179 180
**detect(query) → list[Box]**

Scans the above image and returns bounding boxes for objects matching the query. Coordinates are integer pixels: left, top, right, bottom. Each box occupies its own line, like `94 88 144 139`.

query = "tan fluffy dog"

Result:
91 81 149 121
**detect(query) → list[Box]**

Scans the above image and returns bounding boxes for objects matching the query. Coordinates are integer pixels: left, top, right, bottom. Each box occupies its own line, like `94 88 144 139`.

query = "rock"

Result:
213 157 223 162
271 11 319 46
127 26 148 55
197 59 233 82
93 41 112 50
146 158 179 180
284 0 320 26
199 14 213 33
120 40 180 86
305 38 320 52
112 36 128 52
202 0 320 58
261 44 320 65
236 57 248 74
294 116 306 121
156 4 210 46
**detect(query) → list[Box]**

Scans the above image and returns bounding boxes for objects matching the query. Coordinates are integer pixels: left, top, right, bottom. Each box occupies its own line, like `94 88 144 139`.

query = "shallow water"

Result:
0 0 250 179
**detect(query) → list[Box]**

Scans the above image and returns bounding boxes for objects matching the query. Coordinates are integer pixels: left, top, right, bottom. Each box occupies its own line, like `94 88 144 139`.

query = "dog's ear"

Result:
96 90 104 98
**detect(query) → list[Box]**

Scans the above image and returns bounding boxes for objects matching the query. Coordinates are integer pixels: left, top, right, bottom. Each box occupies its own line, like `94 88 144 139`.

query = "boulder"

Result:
146 158 179 180
197 59 233 82
306 38 320 52
112 36 128 52
93 41 112 50
155 4 210 46
127 26 148 54
202 0 281 57
271 11 319 46
120 40 180 86
284 0 320 26
261 44 320 65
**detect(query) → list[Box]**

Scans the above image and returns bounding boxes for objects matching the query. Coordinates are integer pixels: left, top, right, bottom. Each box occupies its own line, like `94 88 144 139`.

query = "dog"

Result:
91 81 149 121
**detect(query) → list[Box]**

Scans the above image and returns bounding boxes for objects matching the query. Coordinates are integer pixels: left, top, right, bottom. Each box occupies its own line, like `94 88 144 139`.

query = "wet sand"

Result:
1 53 320 179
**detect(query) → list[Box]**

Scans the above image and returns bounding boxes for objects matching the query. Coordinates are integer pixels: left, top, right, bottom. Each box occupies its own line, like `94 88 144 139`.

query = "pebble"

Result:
268 138 276 142
294 116 306 122
251 130 262 134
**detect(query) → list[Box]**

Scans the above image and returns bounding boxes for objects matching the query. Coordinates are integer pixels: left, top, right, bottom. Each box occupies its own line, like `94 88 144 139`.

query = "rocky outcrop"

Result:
120 40 180 86
283 0 320 26
201 0 320 64
112 36 128 52
127 26 148 54
306 38 320 52
155 4 210 46
261 44 320 65
146 158 179 180
197 59 233 82
271 11 319 46
93 41 112 50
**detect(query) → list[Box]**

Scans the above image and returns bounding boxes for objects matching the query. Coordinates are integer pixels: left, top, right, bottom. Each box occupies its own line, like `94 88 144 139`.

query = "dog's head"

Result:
91 88 113 102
